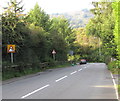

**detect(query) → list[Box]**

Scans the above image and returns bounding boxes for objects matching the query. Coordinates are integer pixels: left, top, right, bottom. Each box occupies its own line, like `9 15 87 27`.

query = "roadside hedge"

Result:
108 60 120 74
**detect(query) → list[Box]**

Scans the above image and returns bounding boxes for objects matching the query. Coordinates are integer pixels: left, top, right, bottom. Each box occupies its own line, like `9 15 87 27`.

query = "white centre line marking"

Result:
21 84 50 99
55 76 68 82
70 71 77 75
78 69 82 71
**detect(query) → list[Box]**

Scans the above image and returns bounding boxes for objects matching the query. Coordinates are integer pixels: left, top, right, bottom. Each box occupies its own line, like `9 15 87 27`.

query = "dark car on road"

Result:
80 59 87 64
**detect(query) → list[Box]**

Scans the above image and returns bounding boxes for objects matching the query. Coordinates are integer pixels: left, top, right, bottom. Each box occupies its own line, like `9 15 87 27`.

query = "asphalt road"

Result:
2 63 117 99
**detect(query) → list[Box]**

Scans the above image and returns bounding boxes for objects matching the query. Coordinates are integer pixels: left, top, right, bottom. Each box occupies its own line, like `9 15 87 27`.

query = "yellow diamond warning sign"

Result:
7 45 15 53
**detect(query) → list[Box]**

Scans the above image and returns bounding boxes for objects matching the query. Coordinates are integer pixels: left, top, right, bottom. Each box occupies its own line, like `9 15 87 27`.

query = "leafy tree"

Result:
50 17 73 43
73 28 101 62
27 24 50 62
26 3 50 32
2 0 29 62
49 17 73 61
112 1 120 60
2 0 24 44
86 2 116 62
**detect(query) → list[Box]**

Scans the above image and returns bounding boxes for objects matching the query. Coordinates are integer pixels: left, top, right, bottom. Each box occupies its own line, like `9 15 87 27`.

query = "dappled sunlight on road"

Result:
92 85 114 88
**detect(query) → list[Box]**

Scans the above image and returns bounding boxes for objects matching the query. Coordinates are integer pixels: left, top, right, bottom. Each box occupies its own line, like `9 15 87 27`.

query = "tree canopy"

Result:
2 1 73 64
86 2 117 62
2 0 119 68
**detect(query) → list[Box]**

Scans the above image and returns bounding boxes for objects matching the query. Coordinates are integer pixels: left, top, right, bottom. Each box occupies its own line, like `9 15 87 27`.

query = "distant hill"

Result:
50 9 93 28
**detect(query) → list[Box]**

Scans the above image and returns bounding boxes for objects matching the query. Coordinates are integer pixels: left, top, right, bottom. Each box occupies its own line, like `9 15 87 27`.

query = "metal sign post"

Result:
11 53 13 63
53 54 55 60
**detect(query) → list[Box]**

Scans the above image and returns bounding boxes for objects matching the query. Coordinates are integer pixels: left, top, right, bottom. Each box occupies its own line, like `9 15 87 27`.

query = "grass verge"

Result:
108 60 120 96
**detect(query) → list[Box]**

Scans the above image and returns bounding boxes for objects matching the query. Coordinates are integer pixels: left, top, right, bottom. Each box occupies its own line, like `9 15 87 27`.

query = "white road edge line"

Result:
78 69 82 71
70 71 77 75
21 84 50 99
55 76 68 82
110 72 119 99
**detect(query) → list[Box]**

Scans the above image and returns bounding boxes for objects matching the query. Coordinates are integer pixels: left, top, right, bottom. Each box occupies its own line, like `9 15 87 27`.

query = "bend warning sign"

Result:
7 45 15 53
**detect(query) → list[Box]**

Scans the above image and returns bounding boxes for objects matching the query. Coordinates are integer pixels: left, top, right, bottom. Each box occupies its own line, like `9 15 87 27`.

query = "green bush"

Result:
47 58 56 67
108 60 117 70
108 60 120 74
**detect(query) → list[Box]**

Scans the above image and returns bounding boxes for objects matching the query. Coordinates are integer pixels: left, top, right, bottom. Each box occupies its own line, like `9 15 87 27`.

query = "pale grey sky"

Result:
1 0 99 14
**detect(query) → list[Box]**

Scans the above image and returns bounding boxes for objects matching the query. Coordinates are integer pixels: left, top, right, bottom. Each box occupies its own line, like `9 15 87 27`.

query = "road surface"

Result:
2 63 118 99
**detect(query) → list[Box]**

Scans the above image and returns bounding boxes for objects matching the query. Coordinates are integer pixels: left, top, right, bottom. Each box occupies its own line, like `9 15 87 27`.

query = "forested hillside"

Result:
50 9 93 28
